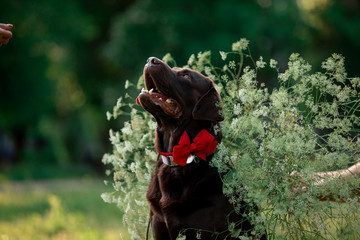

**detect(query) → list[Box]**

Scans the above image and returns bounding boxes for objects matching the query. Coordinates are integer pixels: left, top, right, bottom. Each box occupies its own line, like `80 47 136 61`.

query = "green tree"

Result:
0 0 133 178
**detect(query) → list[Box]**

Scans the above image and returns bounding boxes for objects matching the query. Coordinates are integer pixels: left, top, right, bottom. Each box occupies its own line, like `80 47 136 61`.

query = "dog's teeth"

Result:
166 99 174 103
141 88 148 93
149 88 154 95
159 98 163 101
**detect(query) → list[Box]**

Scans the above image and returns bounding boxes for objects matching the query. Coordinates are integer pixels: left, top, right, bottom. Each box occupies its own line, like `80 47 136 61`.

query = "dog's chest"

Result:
154 164 223 204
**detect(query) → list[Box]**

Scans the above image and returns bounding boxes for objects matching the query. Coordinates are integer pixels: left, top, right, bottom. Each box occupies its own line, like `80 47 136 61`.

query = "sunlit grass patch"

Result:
0 178 130 240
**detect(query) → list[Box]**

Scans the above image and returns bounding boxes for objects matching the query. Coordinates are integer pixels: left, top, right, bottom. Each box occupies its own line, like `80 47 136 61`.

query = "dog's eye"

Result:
183 74 191 80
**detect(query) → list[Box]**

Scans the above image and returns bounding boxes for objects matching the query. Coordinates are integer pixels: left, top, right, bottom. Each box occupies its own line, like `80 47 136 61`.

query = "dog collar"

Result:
161 154 197 166
158 129 218 167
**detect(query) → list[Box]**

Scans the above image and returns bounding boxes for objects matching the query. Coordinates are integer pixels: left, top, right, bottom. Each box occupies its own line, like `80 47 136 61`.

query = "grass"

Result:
2 177 358 240
0 177 131 240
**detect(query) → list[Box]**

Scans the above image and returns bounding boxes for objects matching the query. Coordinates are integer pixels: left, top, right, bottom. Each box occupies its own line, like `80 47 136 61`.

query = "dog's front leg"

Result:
151 213 171 240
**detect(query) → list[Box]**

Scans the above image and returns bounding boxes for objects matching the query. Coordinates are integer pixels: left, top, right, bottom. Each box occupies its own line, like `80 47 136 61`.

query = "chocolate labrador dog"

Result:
137 57 264 240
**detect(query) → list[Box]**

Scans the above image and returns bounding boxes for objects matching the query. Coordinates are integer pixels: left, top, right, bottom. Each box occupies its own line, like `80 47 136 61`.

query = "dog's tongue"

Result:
136 96 140 106
136 91 168 106
135 91 182 118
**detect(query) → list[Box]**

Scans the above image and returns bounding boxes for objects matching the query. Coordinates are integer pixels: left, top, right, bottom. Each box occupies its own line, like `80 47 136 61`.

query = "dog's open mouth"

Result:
136 72 182 118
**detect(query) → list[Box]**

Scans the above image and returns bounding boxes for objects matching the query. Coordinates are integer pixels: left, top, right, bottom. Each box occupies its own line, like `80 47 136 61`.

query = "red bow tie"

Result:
159 129 218 166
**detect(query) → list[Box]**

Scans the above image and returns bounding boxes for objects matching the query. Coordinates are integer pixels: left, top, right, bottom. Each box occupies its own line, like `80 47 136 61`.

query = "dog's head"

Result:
137 57 223 124
137 57 223 153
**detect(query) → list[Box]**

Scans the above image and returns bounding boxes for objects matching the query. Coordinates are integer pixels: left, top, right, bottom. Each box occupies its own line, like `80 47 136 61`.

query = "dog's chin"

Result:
137 91 182 119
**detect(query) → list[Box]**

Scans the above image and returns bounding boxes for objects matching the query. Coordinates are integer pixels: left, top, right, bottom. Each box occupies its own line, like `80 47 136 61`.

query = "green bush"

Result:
103 39 360 239
102 93 157 239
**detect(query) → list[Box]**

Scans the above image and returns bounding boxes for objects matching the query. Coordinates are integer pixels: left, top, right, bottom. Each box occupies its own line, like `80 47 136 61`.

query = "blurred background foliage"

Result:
0 0 359 180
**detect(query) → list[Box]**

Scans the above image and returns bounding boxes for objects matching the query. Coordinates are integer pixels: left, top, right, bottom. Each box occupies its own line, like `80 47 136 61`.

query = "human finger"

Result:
0 23 13 30
0 28 13 39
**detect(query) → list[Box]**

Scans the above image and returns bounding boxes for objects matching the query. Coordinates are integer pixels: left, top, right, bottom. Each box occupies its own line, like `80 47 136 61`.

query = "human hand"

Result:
0 23 13 46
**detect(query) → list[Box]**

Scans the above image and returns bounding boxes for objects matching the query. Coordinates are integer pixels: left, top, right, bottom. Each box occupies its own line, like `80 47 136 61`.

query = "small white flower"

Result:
116 97 123 108
124 141 135 152
204 66 215 79
350 77 360 88
256 56 267 69
148 120 156 130
219 51 227 60
101 193 112 203
278 72 289 82
162 53 174 64
270 59 278 68
124 80 131 89
176 234 186 240
214 83 223 94
106 111 112 121
187 54 195 66
134 199 145 206
238 89 248 102
221 74 229 81
228 60 236 69
232 38 249 51
233 103 242 115
241 67 257 87
121 122 133 135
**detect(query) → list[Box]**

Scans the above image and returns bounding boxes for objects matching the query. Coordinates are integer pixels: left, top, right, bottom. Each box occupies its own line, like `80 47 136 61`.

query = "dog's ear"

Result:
192 83 224 122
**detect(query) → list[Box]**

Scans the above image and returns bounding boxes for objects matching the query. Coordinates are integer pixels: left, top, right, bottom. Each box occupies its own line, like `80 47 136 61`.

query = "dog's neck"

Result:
155 119 221 155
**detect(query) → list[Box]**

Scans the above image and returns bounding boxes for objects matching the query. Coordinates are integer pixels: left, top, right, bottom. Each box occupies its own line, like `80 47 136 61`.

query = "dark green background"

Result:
0 0 359 179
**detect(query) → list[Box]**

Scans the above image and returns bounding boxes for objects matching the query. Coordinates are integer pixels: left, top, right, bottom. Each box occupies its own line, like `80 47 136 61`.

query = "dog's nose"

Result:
147 57 161 66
